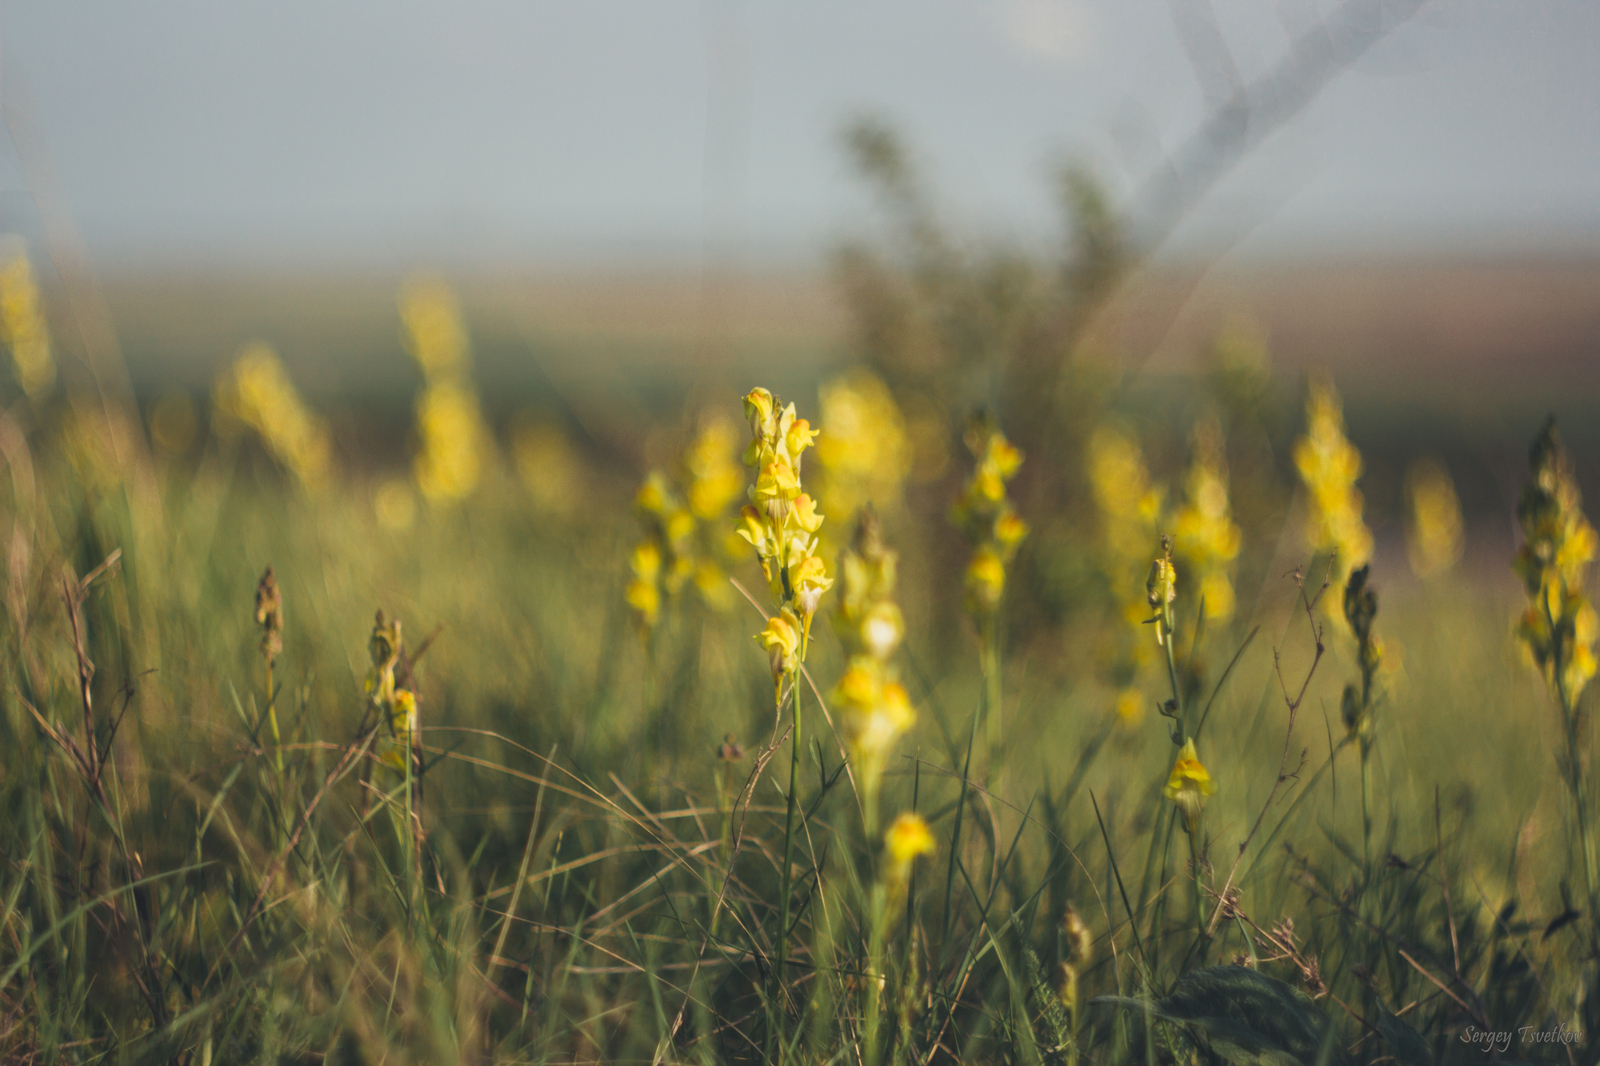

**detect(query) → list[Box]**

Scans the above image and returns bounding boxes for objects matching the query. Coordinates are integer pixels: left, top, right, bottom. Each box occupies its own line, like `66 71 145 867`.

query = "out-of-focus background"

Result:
2 0 1596 528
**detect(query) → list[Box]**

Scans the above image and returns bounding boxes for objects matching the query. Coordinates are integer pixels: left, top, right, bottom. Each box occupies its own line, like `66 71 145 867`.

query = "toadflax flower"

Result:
1163 738 1215 834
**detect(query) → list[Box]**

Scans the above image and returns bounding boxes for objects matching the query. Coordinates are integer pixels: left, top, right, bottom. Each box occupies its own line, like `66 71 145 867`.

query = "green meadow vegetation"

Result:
2 126 1599 1066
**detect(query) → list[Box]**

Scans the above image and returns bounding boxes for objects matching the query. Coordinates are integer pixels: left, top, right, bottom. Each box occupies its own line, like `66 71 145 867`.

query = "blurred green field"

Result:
4 142 1600 1065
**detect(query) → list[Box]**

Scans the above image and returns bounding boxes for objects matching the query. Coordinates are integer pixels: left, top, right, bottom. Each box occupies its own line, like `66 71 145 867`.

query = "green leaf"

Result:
1091 965 1349 1066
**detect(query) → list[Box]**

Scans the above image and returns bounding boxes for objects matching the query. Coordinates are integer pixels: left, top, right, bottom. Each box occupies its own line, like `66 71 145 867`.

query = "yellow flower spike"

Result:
883 811 935 889
1514 419 1598 705
756 609 802 689
1294 377 1373 596
1172 420 1242 620
792 493 825 534
834 664 917 788
1163 738 1215 834
815 370 913 518
213 342 334 492
1404 458 1464 579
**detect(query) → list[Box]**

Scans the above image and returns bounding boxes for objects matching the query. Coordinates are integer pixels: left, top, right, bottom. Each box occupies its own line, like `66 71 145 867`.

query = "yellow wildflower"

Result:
834 664 916 800
399 276 491 504
882 811 935 890
1171 419 1242 621
965 548 1007 615
815 369 913 517
757 609 802 689
1514 419 1598 705
213 342 333 492
1294 377 1373 596
1404 457 1464 579
953 417 1027 624
1163 738 1215 833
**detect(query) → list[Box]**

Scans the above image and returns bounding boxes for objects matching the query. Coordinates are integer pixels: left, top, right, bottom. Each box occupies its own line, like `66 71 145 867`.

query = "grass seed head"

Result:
254 566 283 665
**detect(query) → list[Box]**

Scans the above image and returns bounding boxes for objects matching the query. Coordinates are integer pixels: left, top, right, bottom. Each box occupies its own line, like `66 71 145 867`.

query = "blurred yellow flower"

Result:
1088 424 1167 664
0 241 53 400
952 418 1027 625
965 547 1006 616
683 415 743 520
413 380 490 502
1515 420 1598 704
815 369 913 518
399 274 468 379
1294 377 1372 595
399 275 492 504
213 342 333 492
834 661 916 804
1405 457 1464 579
1114 687 1145 729
882 811 935 890
1171 420 1241 621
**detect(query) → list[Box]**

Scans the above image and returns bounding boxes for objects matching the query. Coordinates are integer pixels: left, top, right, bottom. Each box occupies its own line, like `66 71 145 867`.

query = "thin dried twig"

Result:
1206 559 1332 936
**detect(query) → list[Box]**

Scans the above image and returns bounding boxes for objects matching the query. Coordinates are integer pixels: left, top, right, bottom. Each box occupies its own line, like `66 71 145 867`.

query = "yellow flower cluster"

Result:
0 242 53 399
814 369 913 520
1405 457 1464 579
400 276 492 503
1163 737 1214 834
1514 420 1598 705
832 509 914 819
1293 377 1372 595
739 388 834 694
625 417 744 632
951 419 1028 621
366 610 420 775
213 342 333 491
1087 424 1164 722
632 416 744 625
1171 420 1242 621
1088 425 1165 626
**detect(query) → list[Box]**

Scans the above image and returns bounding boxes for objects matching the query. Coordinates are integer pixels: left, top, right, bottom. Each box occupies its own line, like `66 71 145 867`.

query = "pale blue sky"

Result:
0 0 1594 267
